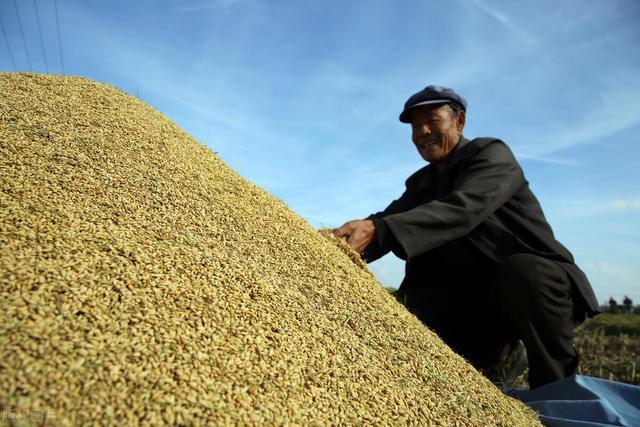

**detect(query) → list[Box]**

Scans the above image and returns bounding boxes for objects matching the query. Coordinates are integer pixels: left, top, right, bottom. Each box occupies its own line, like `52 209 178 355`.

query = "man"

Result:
332 85 599 389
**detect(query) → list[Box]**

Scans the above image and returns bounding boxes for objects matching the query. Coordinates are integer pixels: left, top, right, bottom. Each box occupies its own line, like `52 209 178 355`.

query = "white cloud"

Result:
312 63 372 93
559 197 640 217
368 255 405 289
519 70 640 158
470 0 539 46
611 199 640 213
584 260 640 302
520 156 580 166
586 261 637 282
170 0 245 11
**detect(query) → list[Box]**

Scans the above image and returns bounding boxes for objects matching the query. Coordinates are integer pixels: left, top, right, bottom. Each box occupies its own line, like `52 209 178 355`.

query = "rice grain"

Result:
0 73 540 426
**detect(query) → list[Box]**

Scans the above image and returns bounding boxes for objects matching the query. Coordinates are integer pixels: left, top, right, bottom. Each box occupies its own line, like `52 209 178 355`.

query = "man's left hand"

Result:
332 220 376 253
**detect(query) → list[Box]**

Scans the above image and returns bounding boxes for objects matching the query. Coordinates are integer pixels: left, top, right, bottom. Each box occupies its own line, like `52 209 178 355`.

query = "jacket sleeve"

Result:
382 140 525 259
361 188 415 263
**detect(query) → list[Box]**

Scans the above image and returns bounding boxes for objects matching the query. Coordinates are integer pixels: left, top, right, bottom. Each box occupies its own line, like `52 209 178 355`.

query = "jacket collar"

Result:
414 136 470 192
437 135 470 174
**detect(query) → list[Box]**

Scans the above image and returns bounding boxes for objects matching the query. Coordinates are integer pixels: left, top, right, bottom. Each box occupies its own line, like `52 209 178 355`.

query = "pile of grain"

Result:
0 73 539 425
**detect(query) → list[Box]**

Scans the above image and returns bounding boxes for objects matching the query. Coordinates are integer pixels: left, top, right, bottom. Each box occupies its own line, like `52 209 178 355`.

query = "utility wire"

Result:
0 14 18 71
33 0 48 72
12 0 32 71
54 0 64 74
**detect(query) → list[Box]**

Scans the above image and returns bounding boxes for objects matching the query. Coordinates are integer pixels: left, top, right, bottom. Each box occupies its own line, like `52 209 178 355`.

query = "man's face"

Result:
411 104 465 169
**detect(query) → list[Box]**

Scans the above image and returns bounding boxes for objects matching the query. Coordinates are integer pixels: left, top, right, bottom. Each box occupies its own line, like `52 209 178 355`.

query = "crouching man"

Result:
333 85 599 389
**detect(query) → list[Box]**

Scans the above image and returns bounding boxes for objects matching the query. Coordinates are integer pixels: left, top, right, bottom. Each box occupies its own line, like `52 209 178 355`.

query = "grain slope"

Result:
0 73 539 426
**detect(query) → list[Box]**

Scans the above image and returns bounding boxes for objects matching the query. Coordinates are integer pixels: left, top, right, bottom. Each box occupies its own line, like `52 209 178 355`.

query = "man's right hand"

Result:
331 219 376 254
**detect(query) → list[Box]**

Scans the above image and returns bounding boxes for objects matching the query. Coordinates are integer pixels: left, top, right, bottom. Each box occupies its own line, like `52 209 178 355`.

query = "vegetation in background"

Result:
510 312 640 388
575 312 640 385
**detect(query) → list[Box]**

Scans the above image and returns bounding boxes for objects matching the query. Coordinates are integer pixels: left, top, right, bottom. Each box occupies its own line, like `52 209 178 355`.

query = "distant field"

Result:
577 312 640 336
575 313 640 385
510 313 640 388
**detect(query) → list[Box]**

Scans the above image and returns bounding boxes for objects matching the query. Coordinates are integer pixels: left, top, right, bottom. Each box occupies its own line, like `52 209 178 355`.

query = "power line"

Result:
12 0 32 71
0 14 17 71
53 0 64 74
33 0 48 72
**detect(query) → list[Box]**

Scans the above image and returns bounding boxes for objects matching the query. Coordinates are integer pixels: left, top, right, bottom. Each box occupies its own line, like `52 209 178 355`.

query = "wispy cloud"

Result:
584 260 640 301
288 158 417 226
170 0 245 11
368 256 405 288
521 156 580 166
518 70 640 158
552 197 640 218
585 261 637 282
470 0 539 46
312 63 372 93
611 199 640 213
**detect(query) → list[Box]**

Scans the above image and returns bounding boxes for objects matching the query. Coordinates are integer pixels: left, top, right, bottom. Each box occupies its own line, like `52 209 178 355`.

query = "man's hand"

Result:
332 220 376 253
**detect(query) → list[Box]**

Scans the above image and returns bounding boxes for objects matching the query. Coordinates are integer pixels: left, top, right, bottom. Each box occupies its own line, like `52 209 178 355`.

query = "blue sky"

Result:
2 0 639 304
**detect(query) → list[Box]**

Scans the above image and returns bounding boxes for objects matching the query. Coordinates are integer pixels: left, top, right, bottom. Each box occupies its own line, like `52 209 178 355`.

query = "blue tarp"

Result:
509 375 640 426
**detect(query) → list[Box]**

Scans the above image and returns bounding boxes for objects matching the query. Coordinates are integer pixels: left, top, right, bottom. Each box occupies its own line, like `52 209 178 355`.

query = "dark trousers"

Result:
398 253 580 389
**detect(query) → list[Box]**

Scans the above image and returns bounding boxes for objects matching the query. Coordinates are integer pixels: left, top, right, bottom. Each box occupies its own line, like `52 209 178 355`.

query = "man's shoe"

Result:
485 340 528 391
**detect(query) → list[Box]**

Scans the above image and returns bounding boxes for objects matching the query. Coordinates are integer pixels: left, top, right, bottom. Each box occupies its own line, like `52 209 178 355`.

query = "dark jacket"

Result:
363 136 599 317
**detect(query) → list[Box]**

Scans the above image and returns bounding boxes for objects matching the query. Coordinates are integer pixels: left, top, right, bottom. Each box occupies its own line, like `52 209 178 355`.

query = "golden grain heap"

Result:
0 73 539 426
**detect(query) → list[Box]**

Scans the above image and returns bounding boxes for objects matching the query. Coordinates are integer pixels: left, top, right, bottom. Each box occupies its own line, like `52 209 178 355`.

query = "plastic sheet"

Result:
509 375 640 426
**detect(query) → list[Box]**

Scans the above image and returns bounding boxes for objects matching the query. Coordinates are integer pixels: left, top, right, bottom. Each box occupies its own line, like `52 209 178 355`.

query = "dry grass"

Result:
0 73 540 426
510 313 640 389
575 314 640 385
